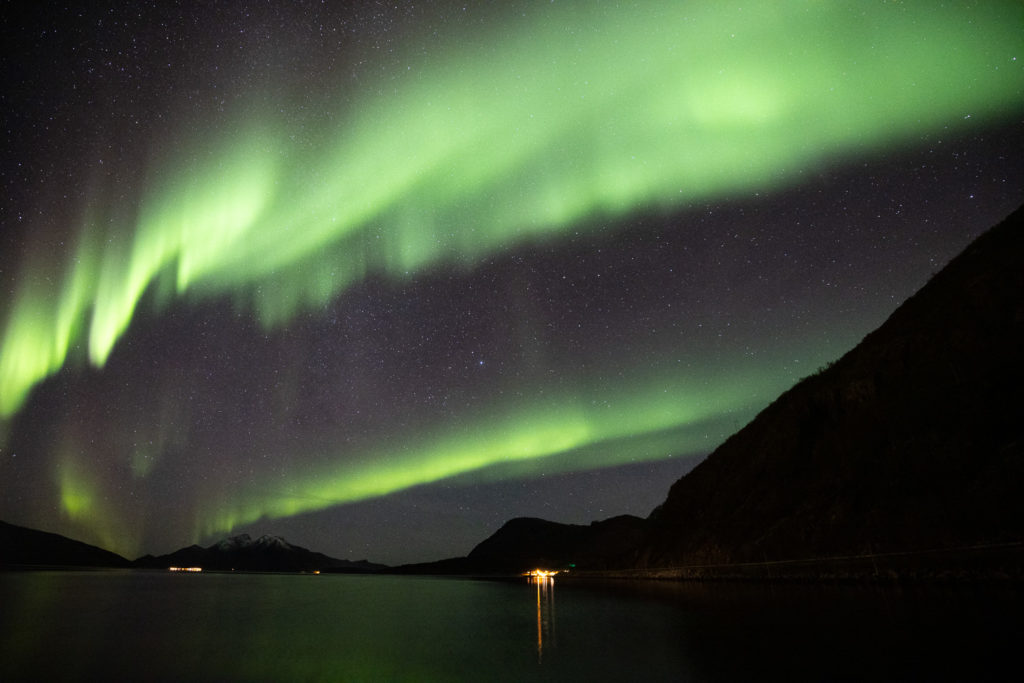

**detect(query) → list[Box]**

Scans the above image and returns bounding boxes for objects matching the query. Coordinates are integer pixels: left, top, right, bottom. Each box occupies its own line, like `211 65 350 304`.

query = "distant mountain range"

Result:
133 533 385 573
0 522 383 573
4 205 1022 578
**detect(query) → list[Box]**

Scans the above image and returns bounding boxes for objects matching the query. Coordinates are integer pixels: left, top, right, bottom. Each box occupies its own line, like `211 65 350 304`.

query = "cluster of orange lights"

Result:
523 569 559 579
168 567 203 572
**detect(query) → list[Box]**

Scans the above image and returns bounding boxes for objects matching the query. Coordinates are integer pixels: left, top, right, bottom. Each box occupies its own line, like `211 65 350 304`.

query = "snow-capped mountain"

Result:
212 533 295 553
134 533 385 572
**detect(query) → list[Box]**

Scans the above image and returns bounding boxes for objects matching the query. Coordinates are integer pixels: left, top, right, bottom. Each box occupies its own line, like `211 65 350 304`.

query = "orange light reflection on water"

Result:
528 572 555 661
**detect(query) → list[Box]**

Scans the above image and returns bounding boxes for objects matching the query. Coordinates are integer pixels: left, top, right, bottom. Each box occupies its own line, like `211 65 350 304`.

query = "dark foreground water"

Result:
1 571 1020 682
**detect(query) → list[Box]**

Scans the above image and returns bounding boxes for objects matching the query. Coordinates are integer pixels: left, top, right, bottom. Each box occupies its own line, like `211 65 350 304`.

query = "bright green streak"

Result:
195 361 787 539
3 2 1022 416
2 3 1022 417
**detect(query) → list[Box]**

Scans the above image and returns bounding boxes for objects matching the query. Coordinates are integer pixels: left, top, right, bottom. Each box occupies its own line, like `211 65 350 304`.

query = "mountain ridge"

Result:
0 520 130 568
134 533 386 572
634 202 1024 570
5 205 1022 578
0 521 385 572
397 203 1024 578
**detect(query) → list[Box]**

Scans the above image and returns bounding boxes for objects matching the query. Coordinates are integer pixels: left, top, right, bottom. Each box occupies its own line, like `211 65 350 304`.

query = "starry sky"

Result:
1 1 1022 565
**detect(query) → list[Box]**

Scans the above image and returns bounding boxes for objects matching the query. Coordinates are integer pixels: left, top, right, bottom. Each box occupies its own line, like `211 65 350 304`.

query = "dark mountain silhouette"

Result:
0 520 129 568
633 203 1024 573
395 516 645 574
468 515 647 570
0 521 386 573
403 204 1024 578
133 533 386 572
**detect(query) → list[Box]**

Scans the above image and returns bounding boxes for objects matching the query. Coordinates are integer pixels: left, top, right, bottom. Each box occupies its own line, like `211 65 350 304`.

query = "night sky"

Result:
1 1 1022 565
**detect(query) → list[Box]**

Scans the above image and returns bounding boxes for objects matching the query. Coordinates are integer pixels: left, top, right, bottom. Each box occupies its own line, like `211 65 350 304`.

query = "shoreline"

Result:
5 541 1021 582
563 542 1024 583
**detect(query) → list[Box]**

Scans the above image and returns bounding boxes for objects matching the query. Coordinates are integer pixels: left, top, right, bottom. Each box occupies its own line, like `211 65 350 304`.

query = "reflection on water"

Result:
529 574 556 661
2 571 1021 681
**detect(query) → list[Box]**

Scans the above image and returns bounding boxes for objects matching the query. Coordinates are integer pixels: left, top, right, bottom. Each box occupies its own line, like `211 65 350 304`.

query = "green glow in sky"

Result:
195 361 788 540
2 1 1021 417
55 446 133 554
3 2 1023 554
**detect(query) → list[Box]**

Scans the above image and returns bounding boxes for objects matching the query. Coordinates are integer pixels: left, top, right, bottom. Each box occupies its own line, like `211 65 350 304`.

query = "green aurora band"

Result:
3 1 1023 547
193 361 787 539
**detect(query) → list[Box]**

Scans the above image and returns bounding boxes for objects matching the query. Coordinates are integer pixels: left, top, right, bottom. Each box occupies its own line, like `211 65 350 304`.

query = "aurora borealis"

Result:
2 1 1022 564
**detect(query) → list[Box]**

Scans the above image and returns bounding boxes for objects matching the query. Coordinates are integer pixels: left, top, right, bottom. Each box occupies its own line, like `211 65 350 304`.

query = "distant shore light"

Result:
524 569 559 579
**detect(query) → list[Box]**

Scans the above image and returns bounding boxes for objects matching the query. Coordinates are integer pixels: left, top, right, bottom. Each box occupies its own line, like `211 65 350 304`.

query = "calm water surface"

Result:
1 570 1020 681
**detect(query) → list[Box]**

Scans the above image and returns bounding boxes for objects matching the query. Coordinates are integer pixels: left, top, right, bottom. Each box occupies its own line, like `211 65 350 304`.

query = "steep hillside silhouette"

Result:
635 205 1024 569
0 520 129 568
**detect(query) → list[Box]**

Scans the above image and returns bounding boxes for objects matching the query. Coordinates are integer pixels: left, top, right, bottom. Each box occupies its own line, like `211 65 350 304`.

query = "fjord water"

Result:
1 571 1020 681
